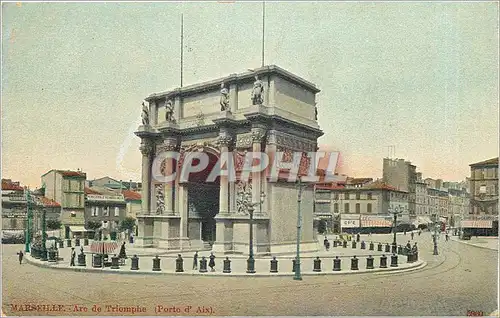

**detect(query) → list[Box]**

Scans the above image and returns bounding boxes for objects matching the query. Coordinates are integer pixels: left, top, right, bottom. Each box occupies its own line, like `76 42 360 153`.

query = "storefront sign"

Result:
341 219 360 228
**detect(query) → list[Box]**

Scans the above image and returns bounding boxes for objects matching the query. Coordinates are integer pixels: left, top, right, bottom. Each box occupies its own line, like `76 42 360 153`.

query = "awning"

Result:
461 220 493 229
90 241 119 254
414 216 433 225
362 219 392 227
69 226 89 232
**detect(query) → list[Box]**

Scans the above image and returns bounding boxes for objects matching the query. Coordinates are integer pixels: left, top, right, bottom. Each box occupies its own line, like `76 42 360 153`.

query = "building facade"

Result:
41 170 86 238
84 187 127 240
383 158 417 218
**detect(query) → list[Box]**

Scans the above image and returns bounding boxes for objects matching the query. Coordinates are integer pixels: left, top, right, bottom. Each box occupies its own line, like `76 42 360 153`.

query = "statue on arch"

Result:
251 76 264 105
141 101 149 125
220 82 230 111
165 99 174 122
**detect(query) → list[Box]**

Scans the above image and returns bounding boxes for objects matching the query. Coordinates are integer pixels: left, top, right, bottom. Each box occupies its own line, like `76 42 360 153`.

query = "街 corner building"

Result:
134 65 325 254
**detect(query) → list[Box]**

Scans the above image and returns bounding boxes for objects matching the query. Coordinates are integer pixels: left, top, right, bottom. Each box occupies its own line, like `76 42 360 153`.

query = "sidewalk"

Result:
25 250 425 277
449 235 499 251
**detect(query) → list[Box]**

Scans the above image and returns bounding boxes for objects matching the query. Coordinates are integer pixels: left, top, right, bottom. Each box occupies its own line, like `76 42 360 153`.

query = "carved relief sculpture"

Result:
251 76 264 105
196 111 205 127
165 99 175 122
220 82 230 112
140 140 153 157
251 129 266 144
236 181 253 215
155 184 165 214
141 101 150 125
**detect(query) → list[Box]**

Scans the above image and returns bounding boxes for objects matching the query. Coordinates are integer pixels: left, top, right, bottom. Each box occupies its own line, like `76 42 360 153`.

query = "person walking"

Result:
411 231 414 240
418 230 421 236
208 252 216 272
445 232 449 241
17 250 24 265
193 251 198 270
70 248 76 266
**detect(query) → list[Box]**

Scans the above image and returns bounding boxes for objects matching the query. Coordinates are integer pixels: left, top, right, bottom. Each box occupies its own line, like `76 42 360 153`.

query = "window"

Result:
91 207 98 217
367 193 372 200
356 193 361 200
114 207 120 217
334 203 339 213
344 203 350 213
355 203 360 213
103 207 109 217
344 193 350 200
334 193 339 200
367 203 372 213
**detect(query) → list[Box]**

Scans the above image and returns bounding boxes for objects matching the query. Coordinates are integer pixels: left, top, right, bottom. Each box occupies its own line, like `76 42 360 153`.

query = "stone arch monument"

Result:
135 65 323 255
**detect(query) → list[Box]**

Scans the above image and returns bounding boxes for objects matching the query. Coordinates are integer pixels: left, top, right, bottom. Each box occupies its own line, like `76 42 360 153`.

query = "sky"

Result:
2 1 499 188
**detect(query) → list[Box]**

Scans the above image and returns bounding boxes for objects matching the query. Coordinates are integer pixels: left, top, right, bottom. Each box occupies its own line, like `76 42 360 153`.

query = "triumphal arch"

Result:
135 65 323 255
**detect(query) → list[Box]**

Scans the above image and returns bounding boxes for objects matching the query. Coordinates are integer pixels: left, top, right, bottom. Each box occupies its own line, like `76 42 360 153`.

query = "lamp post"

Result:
294 177 309 281
432 213 439 255
389 206 402 249
24 188 33 253
41 208 48 261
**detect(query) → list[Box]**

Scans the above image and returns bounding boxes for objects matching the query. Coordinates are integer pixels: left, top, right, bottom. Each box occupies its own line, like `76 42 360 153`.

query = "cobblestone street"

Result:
2 233 498 316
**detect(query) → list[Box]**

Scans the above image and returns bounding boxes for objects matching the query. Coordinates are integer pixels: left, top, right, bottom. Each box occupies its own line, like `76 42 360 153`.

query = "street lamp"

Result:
294 176 310 281
41 208 48 261
432 213 439 255
389 206 402 251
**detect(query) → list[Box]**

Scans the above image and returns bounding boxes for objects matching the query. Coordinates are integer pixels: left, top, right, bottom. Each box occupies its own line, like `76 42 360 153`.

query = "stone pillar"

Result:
263 76 269 106
268 77 276 107
178 184 188 240
150 101 158 126
229 83 238 112
251 128 266 214
140 139 153 214
174 95 182 121
158 140 177 215
218 135 233 215
265 131 277 213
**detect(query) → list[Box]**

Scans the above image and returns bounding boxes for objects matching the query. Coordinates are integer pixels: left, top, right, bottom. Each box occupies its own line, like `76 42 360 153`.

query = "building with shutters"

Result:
84 187 127 240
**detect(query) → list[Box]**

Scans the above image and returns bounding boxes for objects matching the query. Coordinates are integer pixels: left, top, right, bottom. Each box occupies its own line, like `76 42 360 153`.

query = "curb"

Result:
25 255 425 277
450 238 499 251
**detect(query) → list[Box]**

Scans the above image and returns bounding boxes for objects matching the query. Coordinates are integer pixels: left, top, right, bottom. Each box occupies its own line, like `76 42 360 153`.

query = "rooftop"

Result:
470 157 499 167
122 190 141 201
41 170 87 178
1 179 24 191
35 196 61 208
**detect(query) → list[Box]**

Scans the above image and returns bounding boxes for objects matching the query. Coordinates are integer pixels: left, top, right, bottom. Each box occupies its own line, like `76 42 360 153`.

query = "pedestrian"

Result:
17 250 24 265
193 251 198 270
406 240 411 250
404 230 407 236
70 247 76 266
418 230 421 236
326 240 330 251
323 236 328 249
445 232 449 241
411 231 414 240
80 246 84 254
208 252 216 272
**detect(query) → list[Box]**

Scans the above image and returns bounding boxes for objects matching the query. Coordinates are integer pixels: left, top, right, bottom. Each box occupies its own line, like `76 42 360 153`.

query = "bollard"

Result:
398 245 403 255
292 258 297 272
84 238 89 246
92 254 102 268
66 239 72 248
75 238 80 247
380 255 387 268
351 256 359 270
356 234 360 242
333 240 338 248
390 254 398 267
223 257 231 273
111 254 120 269
175 254 184 272
385 243 390 253
369 242 374 251
351 240 357 249
270 257 278 273
333 256 341 271
360 241 366 250
414 251 419 261
48 250 56 262
152 255 161 271
407 251 414 263
343 240 347 248
313 256 322 272
366 255 374 269
391 244 397 254
377 243 383 251
40 249 48 261
131 255 139 270
31 246 39 259
78 253 86 266
199 256 208 273
58 241 64 248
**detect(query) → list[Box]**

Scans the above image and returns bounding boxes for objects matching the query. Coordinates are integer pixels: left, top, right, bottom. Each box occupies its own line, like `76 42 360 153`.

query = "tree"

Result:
119 217 136 233
86 221 102 231
46 219 62 231
317 220 327 234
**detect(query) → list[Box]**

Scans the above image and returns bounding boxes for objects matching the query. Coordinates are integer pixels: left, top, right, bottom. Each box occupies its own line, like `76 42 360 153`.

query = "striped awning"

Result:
461 220 493 229
90 241 119 254
361 219 393 228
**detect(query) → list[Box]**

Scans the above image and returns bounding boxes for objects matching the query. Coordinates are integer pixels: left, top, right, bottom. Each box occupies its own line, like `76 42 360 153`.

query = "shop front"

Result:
340 215 360 234
460 218 498 237
360 215 393 234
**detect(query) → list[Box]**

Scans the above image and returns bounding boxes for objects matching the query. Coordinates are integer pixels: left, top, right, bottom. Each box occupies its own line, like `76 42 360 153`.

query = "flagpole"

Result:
180 14 184 87
261 1 265 67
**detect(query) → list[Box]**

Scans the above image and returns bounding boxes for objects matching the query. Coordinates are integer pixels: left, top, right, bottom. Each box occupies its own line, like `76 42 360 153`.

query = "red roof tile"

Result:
36 196 61 207
122 190 141 201
1 179 24 191
85 187 101 195
365 181 402 192
60 170 86 178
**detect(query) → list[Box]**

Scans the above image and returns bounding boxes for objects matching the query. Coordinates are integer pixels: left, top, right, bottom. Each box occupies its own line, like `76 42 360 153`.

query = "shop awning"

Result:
361 219 392 227
414 216 433 225
461 220 493 229
69 226 89 232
